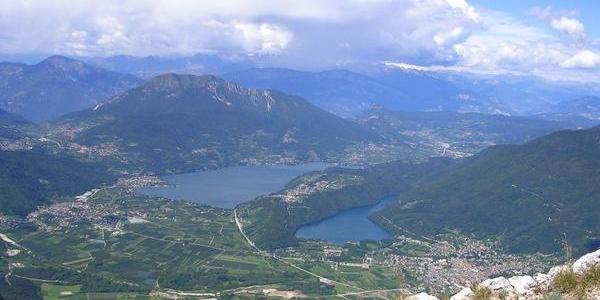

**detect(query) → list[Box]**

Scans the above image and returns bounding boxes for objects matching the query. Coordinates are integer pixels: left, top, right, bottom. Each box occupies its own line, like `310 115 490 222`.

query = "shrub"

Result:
552 265 600 299
472 285 493 300
553 268 579 294
542 292 563 300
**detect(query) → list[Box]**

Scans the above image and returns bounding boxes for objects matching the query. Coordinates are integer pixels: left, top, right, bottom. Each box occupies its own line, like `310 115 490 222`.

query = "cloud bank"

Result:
0 0 599 81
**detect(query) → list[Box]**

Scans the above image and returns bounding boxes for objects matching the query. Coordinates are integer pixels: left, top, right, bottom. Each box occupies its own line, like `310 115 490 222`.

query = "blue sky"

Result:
0 0 599 82
472 0 600 37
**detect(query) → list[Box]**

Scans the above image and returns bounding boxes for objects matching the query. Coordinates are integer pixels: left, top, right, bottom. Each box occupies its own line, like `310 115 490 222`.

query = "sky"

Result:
0 0 599 82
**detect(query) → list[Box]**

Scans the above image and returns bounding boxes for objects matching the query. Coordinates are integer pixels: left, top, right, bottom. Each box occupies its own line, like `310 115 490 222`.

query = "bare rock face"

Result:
481 277 513 293
449 287 473 300
533 272 551 291
508 275 536 294
404 250 600 299
406 292 440 300
547 265 570 279
572 249 600 275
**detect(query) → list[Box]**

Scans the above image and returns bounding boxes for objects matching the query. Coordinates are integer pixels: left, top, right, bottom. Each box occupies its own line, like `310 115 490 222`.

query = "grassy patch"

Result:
552 265 600 299
472 284 492 300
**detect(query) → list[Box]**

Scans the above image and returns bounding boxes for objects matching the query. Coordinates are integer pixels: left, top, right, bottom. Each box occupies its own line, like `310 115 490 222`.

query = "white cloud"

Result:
233 23 293 55
386 7 600 82
551 16 585 38
0 0 480 63
560 50 600 69
1 0 599 81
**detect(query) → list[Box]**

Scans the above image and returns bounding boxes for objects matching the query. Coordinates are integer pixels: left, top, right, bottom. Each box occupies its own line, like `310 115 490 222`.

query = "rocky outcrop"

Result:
406 292 439 300
573 249 600 275
405 249 600 300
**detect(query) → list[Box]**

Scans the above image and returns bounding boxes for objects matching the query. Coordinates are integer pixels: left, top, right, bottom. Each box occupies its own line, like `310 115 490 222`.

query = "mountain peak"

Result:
144 73 223 91
38 55 87 72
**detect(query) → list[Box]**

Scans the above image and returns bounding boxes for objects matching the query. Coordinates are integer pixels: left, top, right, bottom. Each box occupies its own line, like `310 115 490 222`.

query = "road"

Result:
233 208 261 252
232 208 364 292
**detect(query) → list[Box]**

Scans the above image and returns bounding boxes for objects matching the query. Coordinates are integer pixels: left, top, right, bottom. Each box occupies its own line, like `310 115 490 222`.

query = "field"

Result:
1 187 405 299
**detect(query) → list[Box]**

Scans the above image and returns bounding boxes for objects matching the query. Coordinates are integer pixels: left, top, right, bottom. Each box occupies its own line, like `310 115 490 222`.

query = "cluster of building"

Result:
0 137 33 151
117 176 165 191
66 141 120 157
25 189 146 232
386 234 556 293
273 173 363 203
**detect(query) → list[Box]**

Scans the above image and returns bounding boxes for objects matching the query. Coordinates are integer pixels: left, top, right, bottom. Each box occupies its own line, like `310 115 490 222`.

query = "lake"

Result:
295 197 394 244
136 162 332 208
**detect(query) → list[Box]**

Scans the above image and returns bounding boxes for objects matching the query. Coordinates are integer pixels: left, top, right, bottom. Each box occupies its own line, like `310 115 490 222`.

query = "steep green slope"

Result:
0 150 115 215
56 74 378 173
237 158 456 250
0 56 142 121
0 108 28 139
375 126 600 254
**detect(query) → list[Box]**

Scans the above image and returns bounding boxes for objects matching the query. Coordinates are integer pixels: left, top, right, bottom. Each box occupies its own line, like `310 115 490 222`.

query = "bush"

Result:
472 285 493 300
552 269 579 294
551 265 600 299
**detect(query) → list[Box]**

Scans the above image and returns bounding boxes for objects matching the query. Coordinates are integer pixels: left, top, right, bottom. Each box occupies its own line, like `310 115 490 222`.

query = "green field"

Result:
4 187 395 299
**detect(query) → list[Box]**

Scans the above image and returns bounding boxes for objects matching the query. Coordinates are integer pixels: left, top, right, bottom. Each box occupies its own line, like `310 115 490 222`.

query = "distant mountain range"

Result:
4 54 599 122
545 96 600 120
0 56 142 121
224 67 600 119
54 73 377 173
86 54 255 79
223 68 483 117
375 126 600 254
223 68 411 117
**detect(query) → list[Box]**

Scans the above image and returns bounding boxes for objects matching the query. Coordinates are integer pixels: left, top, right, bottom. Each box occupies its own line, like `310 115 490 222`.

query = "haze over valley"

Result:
2 1 600 299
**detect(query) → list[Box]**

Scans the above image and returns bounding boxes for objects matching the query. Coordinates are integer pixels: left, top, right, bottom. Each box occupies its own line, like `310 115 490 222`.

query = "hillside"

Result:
375 126 600 254
54 74 378 173
0 150 115 215
0 109 28 139
0 56 142 121
237 158 456 250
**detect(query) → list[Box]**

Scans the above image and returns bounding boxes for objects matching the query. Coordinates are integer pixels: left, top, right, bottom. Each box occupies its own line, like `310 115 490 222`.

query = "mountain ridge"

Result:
0 55 143 121
375 126 600 254
54 73 378 173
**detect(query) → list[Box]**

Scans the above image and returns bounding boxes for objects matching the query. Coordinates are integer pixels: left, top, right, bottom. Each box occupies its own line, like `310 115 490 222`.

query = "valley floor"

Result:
0 179 559 299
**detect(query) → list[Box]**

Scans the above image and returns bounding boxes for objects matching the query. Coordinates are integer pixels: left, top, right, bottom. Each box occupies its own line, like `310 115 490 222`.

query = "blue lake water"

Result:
136 162 332 208
295 197 394 244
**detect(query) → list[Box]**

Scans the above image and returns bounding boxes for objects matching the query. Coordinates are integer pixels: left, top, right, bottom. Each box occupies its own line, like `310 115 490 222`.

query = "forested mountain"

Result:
0 150 114 215
0 109 28 139
238 158 457 250
55 74 378 173
375 126 600 254
0 56 142 121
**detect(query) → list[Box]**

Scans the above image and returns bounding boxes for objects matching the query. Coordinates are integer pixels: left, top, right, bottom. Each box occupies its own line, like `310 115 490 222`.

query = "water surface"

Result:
137 162 332 208
295 197 394 244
